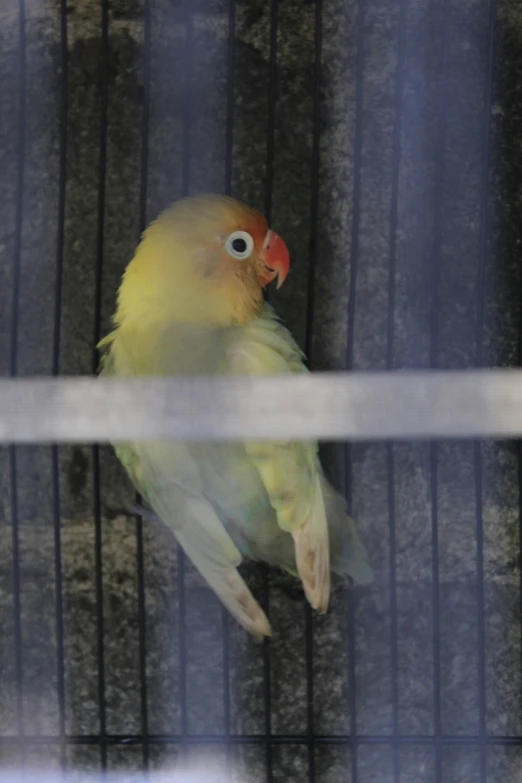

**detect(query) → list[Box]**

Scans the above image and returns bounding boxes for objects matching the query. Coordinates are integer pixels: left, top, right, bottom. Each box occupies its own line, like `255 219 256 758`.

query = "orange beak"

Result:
260 230 290 289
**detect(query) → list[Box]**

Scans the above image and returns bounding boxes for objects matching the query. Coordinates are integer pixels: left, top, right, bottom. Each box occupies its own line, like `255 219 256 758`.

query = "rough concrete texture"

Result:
0 0 521 780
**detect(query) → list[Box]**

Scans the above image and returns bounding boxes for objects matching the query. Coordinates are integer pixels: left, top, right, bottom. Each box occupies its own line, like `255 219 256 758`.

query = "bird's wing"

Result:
131 439 271 637
101 329 271 637
224 306 330 613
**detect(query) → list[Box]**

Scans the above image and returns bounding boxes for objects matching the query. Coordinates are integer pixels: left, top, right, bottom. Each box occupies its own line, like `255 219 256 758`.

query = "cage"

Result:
0 0 521 781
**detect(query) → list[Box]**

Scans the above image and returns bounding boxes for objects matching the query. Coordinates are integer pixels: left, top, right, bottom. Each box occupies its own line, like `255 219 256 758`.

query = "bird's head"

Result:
114 194 290 328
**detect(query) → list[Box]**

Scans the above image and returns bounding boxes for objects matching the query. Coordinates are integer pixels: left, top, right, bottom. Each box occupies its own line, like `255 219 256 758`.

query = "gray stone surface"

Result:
0 0 521 781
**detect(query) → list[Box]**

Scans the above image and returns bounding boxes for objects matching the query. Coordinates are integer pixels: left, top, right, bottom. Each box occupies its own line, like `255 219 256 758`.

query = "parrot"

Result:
98 194 373 636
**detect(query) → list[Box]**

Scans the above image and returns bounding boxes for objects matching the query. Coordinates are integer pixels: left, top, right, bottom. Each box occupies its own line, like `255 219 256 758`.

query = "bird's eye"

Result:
225 230 254 259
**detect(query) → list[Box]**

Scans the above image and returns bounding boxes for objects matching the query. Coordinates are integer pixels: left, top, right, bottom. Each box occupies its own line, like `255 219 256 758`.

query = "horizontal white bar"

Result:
0 370 522 442
2 774 228 783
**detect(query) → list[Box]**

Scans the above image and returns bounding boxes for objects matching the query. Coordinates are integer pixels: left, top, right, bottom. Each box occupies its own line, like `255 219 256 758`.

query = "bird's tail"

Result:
322 476 374 586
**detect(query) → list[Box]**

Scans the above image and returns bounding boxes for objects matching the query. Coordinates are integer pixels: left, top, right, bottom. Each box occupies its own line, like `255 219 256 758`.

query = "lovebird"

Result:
99 194 372 636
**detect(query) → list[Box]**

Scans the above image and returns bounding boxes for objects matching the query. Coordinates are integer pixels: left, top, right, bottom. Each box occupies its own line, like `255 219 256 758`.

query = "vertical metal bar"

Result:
474 3 497 781
345 2 366 780
429 3 450 780
264 0 279 225
181 11 193 198
386 1 407 780
9 0 27 748
518 20 522 768
263 3 279 781
516 7 522 739
136 0 152 771
92 0 110 770
177 6 194 753
221 0 237 764
345 0 365 382
51 0 69 769
224 0 236 198
177 555 187 745
304 0 323 357
262 579 273 783
303 1 323 781
135 513 149 770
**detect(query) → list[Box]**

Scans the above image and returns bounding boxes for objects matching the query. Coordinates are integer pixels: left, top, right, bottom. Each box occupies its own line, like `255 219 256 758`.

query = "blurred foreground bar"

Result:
3 776 228 783
1 370 522 442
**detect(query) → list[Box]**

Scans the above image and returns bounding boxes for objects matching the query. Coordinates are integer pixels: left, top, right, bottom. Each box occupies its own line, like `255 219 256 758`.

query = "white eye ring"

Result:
224 230 254 260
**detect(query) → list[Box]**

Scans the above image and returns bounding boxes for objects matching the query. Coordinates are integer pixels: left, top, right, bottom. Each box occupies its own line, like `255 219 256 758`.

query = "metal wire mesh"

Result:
0 0 521 781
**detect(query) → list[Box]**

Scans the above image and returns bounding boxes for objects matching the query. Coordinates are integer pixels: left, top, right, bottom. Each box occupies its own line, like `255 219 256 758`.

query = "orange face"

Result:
117 195 291 327
216 204 290 291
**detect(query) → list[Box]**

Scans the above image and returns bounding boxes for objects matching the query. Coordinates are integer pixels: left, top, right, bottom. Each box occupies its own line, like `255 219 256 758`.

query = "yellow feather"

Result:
98 194 372 635
111 195 266 336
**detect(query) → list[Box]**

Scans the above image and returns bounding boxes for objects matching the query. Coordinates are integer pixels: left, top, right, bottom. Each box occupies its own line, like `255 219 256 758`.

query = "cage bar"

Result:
91 0 110 769
50 0 69 767
9 0 27 746
302 0 324 780
474 4 498 783
221 0 237 767
135 0 152 771
0 732 519 746
429 2 451 781
177 4 194 757
344 3 366 781
3 371 522 443
386 0 407 780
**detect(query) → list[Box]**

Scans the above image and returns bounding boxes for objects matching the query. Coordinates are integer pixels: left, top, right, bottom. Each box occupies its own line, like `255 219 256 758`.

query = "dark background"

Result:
0 0 520 780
